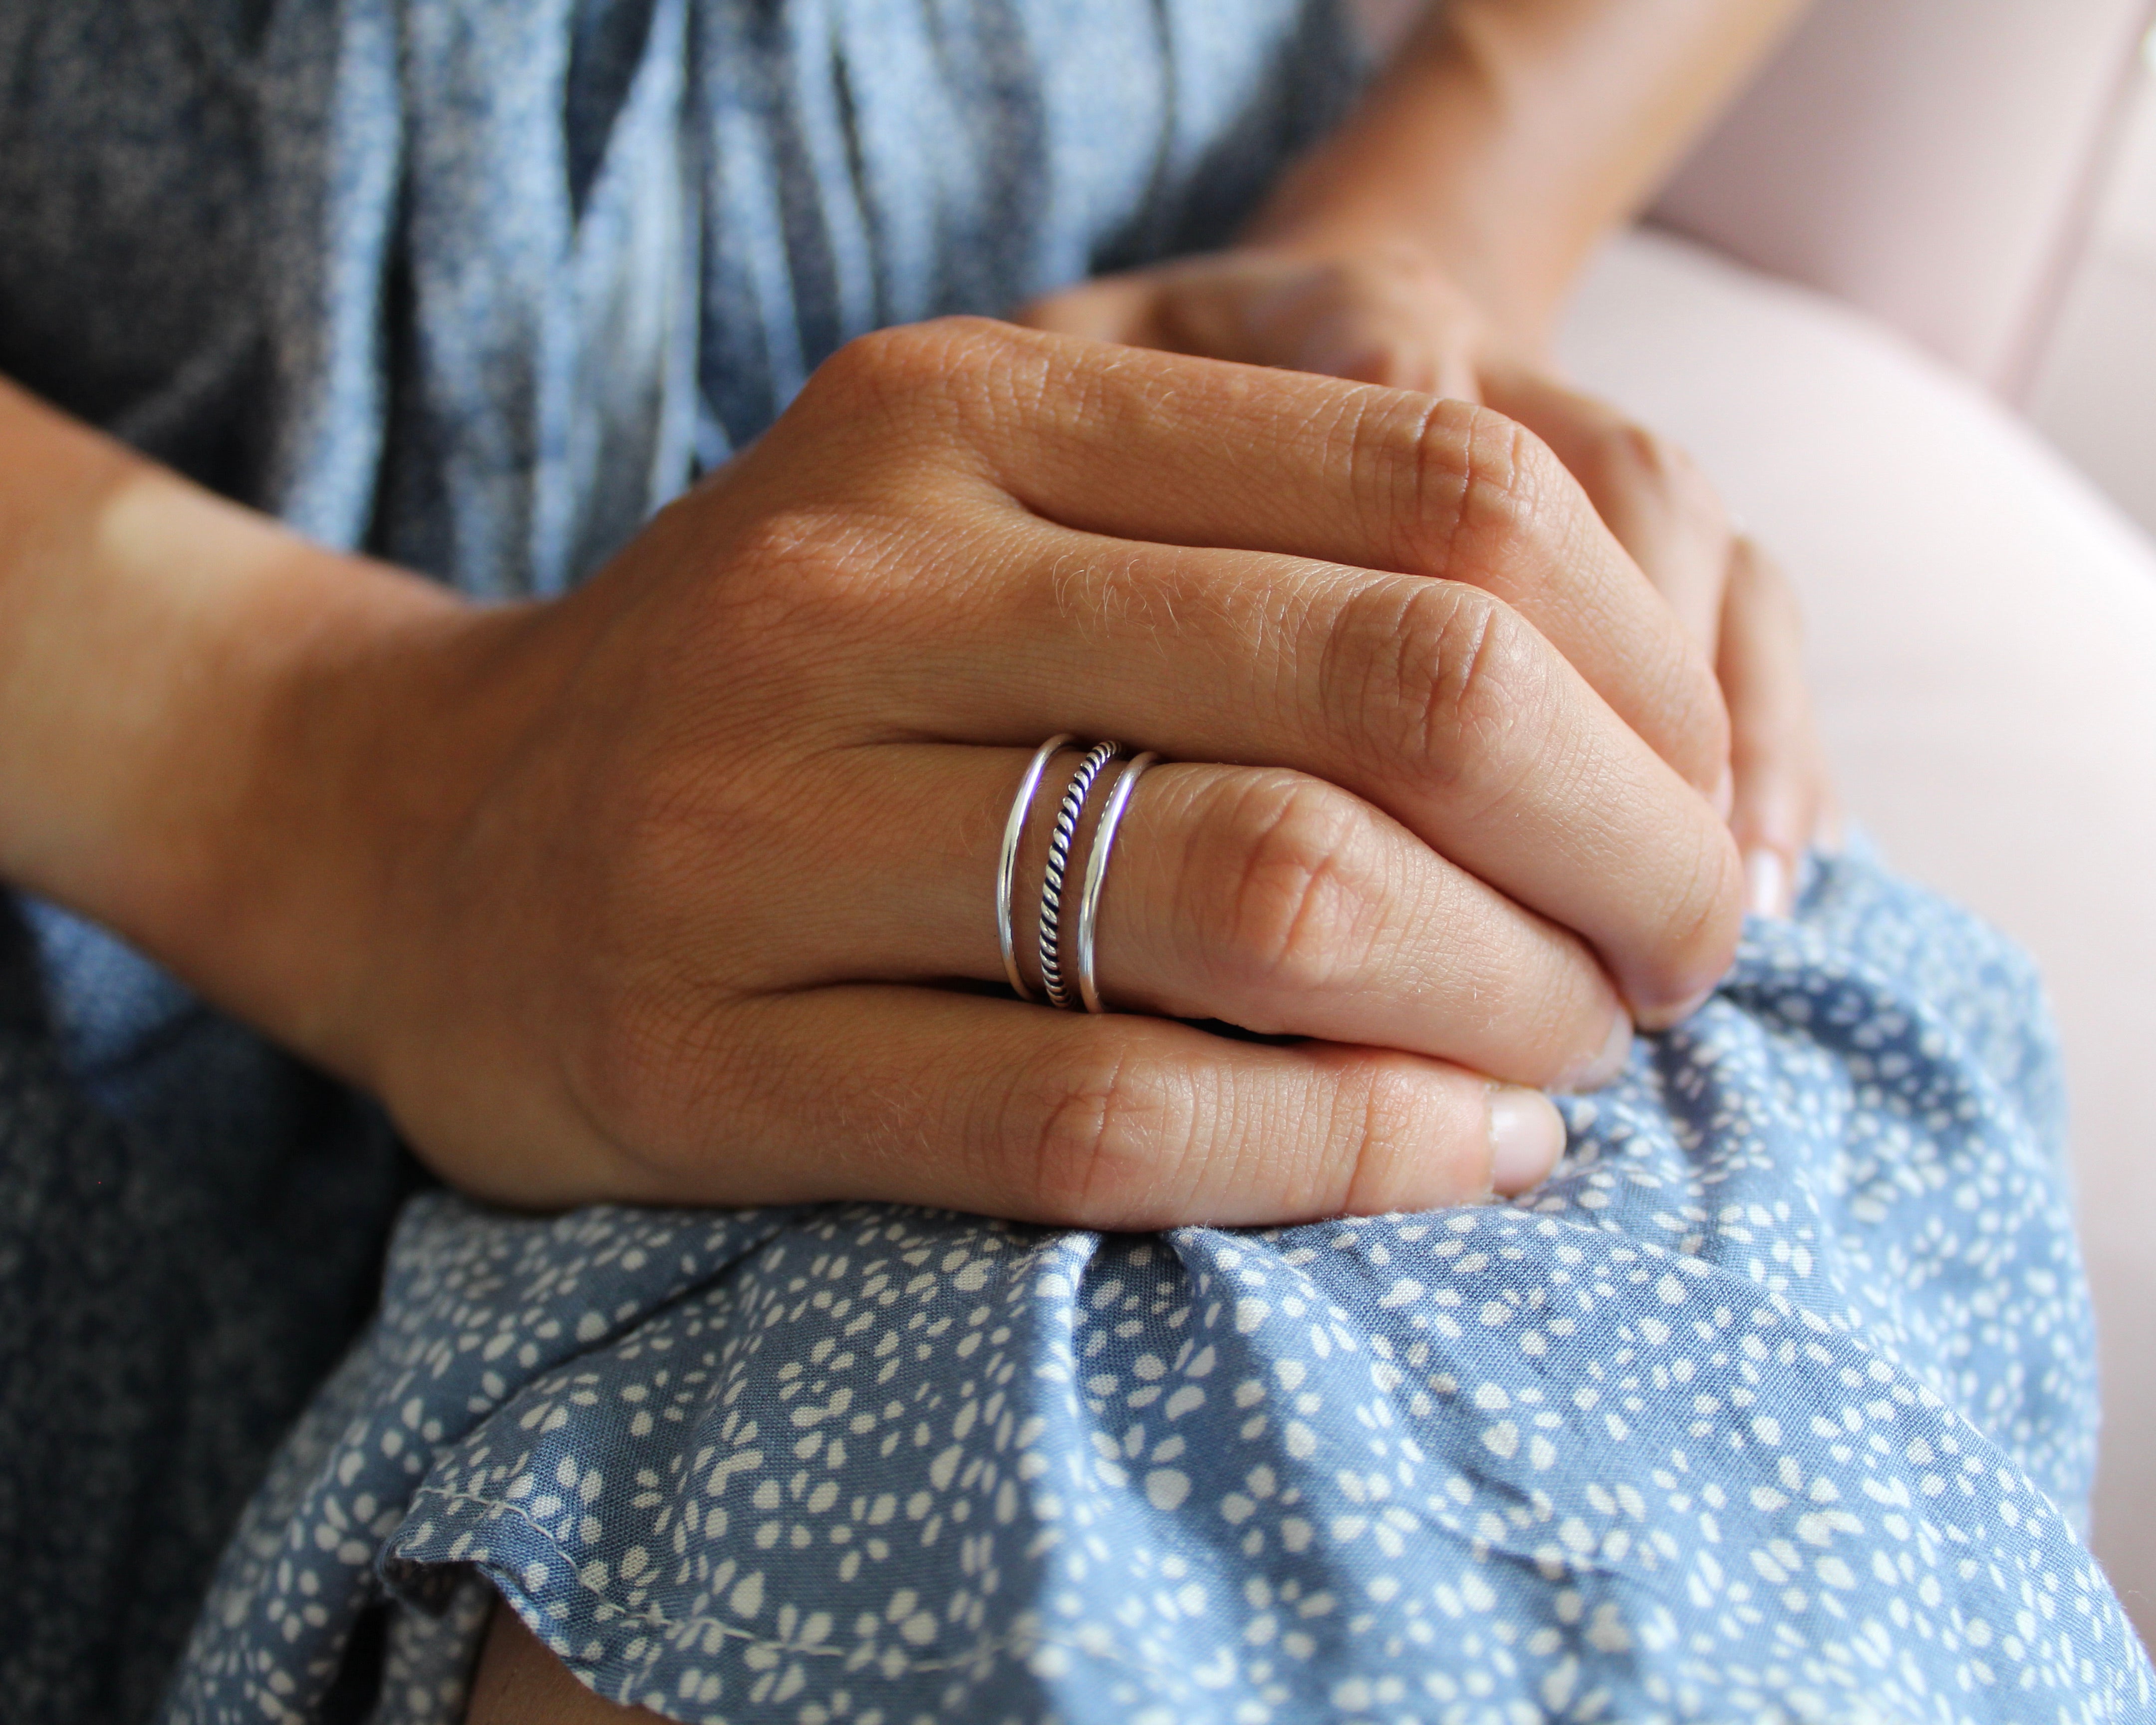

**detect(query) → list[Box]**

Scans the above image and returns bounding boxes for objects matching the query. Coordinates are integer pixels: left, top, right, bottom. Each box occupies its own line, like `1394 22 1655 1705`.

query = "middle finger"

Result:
866 529 1741 1025
718 743 1632 1090
812 320 1727 793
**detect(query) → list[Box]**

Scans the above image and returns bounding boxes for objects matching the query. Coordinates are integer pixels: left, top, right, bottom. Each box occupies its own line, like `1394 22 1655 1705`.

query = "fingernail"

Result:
1634 983 1716 1032
1558 1010 1633 1093
1712 763 1735 823
1745 847 1789 919
1487 1085 1565 1196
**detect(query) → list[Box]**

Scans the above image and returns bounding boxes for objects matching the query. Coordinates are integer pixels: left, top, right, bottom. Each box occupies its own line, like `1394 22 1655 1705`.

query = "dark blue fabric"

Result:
0 900 413 1725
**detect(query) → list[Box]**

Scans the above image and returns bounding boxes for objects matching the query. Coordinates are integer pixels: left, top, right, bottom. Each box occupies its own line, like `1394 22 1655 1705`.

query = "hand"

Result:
1022 247 1835 914
271 319 1741 1225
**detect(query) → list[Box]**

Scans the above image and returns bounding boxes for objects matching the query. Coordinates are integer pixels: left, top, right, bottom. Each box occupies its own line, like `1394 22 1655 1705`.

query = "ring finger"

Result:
715 743 1632 1093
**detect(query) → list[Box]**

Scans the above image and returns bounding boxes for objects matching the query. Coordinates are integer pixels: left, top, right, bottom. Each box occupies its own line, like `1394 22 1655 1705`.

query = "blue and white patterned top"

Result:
163 852 2155 1722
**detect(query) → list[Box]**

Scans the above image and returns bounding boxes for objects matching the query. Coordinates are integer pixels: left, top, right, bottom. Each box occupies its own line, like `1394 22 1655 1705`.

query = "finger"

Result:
1477 360 1734 664
602 985 1568 1226
1020 255 1486 402
1431 343 1482 407
1013 275 1167 346
1288 304 1483 404
1084 760 1629 1086
1299 259 1487 403
1200 253 1487 402
1718 538 1831 918
791 319 1725 796
837 523 1739 1025
716 746 1631 1091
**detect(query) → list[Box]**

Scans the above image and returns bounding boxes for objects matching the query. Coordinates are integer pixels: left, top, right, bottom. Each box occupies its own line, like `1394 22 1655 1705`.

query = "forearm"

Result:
1250 0 1807 346
0 376 469 1067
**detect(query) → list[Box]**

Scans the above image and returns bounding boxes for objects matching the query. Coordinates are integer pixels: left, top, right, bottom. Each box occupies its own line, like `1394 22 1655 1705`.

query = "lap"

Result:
164 853 2155 1723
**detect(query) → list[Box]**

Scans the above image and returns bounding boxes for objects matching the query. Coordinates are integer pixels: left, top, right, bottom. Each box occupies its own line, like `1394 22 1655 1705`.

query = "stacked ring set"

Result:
996 734 1159 1014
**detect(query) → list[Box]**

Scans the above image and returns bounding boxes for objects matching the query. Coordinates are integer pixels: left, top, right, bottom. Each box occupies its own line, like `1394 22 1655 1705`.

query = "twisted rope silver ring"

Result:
1038 740 1125 1010
1074 751 1155 1014
996 734 1073 1000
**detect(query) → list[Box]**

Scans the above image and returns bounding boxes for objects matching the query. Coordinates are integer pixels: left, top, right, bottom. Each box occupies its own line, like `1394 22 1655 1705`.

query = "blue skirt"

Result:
162 853 2156 1723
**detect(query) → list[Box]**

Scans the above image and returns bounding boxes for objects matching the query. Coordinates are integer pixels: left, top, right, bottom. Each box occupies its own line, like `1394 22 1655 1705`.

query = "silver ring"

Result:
1075 751 1155 1014
997 734 1073 1000
1039 740 1124 1010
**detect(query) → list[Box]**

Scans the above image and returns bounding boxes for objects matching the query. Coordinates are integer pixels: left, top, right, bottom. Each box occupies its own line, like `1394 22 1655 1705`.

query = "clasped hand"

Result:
285 288 1821 1228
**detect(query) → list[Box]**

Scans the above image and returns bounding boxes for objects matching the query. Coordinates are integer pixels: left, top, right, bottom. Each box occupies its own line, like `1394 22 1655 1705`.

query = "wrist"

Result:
1 457 488 1082
1241 3 1617 355
165 547 478 1084
167 550 572 1095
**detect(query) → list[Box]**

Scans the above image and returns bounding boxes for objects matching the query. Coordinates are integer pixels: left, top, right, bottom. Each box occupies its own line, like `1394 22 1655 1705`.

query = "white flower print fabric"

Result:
161 852 2156 1723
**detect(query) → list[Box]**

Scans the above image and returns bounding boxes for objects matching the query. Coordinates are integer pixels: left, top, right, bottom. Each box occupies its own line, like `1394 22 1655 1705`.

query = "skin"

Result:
467 1610 660 1725
0 0 1826 1715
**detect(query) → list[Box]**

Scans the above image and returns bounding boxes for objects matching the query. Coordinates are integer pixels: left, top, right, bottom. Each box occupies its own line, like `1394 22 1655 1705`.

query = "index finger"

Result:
1480 360 1732 662
828 318 1728 796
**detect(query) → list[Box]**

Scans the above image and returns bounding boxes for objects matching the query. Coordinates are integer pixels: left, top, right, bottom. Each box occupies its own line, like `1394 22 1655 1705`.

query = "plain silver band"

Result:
1039 740 1124 1010
1075 751 1155 1014
997 734 1073 1000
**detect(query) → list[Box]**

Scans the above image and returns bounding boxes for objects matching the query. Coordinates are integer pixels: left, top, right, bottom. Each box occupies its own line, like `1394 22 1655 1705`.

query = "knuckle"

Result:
1597 421 1687 489
799 315 1027 435
1347 397 1577 600
1335 1056 1462 1213
809 318 963 400
799 324 926 422
1299 256 1365 303
1375 242 1455 297
1342 394 1442 561
1402 586 1529 774
708 504 916 671
1413 399 1550 575
1591 421 1721 524
1325 578 1544 797
1204 775 1386 997
1005 1050 1198 1223
1334 243 1470 318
